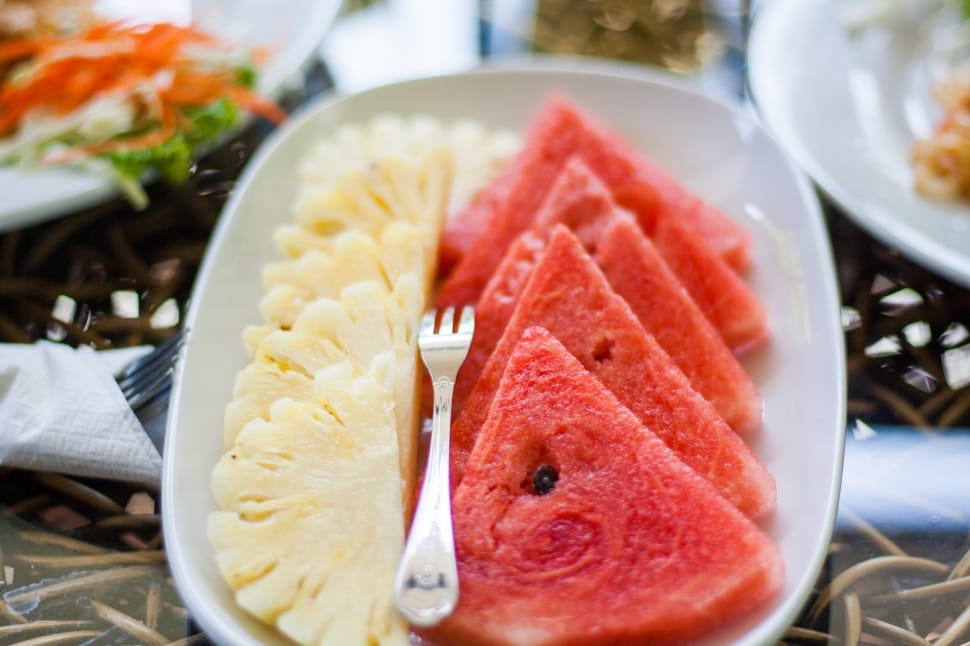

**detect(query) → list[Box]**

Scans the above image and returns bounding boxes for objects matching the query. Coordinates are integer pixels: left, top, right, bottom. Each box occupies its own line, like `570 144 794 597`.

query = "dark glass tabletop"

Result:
0 2 968 644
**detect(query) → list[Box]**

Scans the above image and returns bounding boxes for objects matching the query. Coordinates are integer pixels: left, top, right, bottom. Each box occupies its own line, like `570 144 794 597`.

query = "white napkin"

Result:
0 341 162 484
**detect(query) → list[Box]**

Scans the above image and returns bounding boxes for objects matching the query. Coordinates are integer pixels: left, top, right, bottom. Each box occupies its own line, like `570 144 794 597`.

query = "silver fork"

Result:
394 306 474 627
115 327 186 423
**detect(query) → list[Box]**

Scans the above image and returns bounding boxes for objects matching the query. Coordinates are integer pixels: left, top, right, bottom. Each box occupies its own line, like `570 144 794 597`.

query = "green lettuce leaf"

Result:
183 98 242 145
101 97 244 207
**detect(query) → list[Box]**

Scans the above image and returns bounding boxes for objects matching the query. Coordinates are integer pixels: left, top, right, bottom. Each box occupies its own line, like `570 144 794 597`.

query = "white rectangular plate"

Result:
162 61 847 646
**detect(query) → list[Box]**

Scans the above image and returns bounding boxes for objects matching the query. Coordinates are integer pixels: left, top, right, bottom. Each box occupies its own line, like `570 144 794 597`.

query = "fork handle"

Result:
393 376 460 627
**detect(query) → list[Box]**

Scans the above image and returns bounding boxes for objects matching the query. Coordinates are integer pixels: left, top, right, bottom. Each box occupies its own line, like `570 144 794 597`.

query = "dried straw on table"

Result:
762 209 970 644
0 470 202 642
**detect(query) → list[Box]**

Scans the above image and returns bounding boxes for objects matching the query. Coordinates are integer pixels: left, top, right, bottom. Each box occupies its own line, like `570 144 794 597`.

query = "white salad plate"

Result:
162 62 847 645
0 0 342 232
748 0 970 288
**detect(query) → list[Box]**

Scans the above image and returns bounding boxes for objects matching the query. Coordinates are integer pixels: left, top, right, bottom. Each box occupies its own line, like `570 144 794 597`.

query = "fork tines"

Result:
116 328 187 418
421 306 475 338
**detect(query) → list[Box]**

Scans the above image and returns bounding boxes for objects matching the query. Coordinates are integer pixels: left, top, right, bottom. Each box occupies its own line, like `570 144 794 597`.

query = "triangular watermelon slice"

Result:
447 157 763 432
526 155 621 250
529 156 767 354
530 157 764 428
452 225 775 518
436 94 751 294
421 326 783 646
594 217 764 433
651 212 769 353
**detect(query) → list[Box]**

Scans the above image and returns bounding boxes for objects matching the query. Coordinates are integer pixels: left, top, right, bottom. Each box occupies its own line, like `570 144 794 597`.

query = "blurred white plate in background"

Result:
748 0 970 288
0 0 341 232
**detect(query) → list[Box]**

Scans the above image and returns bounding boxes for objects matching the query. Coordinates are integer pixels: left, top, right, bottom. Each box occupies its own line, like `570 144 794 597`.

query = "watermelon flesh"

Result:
529 157 764 430
436 97 589 304
451 225 776 519
445 157 763 431
448 232 546 418
437 174 510 278
421 326 783 646
526 156 621 250
524 154 766 355
651 212 769 353
532 155 767 355
595 216 763 433
436 94 751 296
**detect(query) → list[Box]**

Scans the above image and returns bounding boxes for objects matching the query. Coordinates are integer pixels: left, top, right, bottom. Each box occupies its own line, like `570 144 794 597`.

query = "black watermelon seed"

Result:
533 464 559 496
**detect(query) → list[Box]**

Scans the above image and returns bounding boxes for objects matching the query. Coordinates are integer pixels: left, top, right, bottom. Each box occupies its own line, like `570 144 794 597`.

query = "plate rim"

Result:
162 61 847 646
747 0 970 289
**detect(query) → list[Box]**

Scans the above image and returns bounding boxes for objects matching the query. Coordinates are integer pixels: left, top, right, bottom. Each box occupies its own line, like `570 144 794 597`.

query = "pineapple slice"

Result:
223 360 314 449
274 220 428 275
241 324 273 357
225 277 421 447
297 114 520 213
260 223 430 330
293 151 450 242
260 233 388 330
255 277 420 399
261 150 450 331
440 118 522 212
210 358 408 646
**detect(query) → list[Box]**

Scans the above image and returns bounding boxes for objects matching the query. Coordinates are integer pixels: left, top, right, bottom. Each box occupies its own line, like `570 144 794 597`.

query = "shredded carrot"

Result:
228 87 286 124
160 70 235 105
0 19 284 158
0 37 57 62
